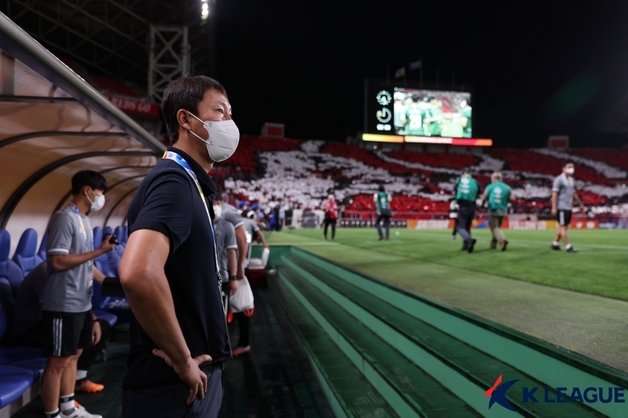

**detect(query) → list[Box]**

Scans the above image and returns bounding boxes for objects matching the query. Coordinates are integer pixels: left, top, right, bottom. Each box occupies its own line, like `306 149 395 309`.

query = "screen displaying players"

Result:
393 88 472 138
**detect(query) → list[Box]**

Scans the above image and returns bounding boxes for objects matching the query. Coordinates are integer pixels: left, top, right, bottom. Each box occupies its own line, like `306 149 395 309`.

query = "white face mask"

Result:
213 204 222 219
565 167 575 175
88 193 105 212
187 112 240 162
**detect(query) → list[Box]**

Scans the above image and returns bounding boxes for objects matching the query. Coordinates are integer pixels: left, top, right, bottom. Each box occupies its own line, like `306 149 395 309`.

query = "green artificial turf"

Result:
269 227 628 302
267 227 628 372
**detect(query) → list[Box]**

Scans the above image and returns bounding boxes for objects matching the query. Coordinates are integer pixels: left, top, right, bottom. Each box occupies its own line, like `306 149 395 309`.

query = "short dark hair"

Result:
213 190 225 202
161 75 227 143
378 184 385 192
71 170 107 195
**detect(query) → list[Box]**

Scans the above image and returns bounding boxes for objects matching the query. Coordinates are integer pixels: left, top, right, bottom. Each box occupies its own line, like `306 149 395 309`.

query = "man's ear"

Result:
176 109 190 130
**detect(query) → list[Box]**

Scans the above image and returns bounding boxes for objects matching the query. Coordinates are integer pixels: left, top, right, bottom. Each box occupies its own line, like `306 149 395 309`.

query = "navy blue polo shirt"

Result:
122 147 230 389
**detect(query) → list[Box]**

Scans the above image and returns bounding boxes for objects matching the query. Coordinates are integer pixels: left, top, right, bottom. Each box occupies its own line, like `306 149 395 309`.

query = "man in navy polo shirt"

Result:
119 75 240 418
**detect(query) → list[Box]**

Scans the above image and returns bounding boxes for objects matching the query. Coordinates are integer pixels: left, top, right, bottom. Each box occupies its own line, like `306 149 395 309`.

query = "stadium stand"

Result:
388 148 479 169
567 147 628 171
321 142 414 175
220 137 625 225
211 135 301 182
487 148 615 185
344 194 450 219
88 75 145 98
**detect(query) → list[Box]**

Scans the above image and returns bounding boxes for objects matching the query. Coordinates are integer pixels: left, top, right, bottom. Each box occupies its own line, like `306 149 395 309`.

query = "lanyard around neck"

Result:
162 150 222 286
163 151 212 220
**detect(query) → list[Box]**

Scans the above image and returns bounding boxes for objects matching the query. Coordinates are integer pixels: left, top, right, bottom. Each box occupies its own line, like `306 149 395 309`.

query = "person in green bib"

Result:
454 169 479 252
481 171 512 251
374 185 392 240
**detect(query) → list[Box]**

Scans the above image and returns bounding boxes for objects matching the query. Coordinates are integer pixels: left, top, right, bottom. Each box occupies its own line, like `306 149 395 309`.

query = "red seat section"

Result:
568 148 628 171
487 148 614 185
89 75 144 98
215 135 302 180
388 149 478 169
321 143 414 175
345 194 450 219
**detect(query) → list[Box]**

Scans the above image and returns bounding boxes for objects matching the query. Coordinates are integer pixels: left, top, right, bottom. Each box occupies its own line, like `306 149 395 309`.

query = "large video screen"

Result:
363 80 489 146
393 88 471 138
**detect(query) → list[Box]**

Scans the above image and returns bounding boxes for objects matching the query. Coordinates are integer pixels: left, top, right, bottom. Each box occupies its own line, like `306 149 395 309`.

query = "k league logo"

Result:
485 375 518 411
484 374 626 412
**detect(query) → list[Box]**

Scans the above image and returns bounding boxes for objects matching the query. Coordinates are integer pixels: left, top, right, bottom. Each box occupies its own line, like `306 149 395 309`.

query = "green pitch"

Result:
267 227 628 371
269 227 627 301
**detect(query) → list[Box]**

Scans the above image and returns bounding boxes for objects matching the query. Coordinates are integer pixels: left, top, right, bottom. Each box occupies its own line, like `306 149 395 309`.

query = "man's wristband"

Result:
229 275 238 281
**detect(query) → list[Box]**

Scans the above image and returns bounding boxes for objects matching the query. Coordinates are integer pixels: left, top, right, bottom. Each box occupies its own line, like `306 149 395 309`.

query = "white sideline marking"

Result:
411 229 628 250
271 242 339 246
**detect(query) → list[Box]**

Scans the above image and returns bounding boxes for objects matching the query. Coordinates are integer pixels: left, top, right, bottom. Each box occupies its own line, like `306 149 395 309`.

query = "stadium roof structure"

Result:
0 0 215 95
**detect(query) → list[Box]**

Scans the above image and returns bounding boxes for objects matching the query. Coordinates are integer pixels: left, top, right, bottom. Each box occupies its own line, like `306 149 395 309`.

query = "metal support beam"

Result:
148 24 190 103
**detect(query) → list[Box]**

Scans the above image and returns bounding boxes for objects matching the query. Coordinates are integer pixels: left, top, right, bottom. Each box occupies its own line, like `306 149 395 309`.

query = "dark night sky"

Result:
211 1 628 147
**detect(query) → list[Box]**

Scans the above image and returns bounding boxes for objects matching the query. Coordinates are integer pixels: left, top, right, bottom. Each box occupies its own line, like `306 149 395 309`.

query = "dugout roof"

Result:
0 12 165 251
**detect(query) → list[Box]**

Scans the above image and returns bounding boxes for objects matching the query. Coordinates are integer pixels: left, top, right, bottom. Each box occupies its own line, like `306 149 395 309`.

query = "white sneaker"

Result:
60 405 102 418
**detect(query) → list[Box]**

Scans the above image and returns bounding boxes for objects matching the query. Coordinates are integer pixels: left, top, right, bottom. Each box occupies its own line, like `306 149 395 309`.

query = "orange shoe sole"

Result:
76 379 105 393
